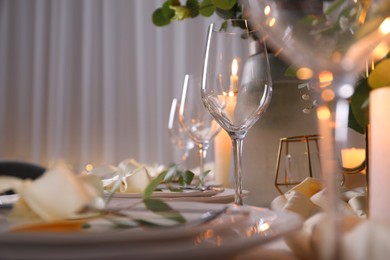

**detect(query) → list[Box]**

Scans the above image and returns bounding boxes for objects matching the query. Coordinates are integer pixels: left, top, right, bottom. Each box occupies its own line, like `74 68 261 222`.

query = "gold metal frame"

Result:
274 134 321 194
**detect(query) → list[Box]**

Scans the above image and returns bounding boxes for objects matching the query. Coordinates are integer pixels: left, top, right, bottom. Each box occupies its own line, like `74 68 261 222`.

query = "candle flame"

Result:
380 17 390 35
231 59 238 76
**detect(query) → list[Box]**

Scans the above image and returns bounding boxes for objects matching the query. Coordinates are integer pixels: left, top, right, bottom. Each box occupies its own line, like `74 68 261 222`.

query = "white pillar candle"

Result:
214 130 232 188
369 86 390 222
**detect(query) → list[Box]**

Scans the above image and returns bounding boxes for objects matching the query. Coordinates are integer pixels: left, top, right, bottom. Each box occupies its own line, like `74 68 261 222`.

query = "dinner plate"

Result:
108 187 221 199
0 194 19 208
0 201 302 260
108 188 249 204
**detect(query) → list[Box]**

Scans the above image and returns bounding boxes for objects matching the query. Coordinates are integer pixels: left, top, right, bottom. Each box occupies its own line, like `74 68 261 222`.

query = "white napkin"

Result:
270 177 366 220
88 158 165 193
0 162 103 222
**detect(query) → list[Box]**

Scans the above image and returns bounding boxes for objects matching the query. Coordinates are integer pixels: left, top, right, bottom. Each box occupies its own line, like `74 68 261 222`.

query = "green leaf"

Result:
186 0 199 18
284 65 298 77
152 8 171 26
348 104 365 134
350 77 370 130
143 171 167 199
170 5 192 20
143 198 186 224
162 0 176 19
368 58 390 89
211 0 236 10
199 0 215 17
215 8 235 19
163 165 177 183
182 170 195 185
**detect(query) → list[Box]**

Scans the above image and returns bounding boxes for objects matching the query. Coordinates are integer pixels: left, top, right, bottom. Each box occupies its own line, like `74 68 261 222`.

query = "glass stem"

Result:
198 143 208 186
232 137 244 205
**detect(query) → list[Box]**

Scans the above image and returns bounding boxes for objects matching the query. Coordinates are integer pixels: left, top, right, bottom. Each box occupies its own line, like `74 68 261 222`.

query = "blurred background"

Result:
0 0 364 206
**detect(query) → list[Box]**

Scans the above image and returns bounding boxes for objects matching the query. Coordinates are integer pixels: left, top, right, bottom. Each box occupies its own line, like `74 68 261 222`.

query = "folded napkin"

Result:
88 158 165 194
270 177 366 220
285 212 390 260
0 162 103 223
270 177 381 259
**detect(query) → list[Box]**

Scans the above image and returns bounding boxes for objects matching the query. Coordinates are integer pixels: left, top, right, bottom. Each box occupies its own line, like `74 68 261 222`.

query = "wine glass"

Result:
244 0 389 258
201 19 273 205
179 74 221 185
244 0 389 197
168 98 195 169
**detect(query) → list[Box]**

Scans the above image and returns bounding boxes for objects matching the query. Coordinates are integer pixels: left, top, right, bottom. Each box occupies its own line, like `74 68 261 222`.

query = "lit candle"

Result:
370 86 390 223
230 59 239 92
341 148 365 169
214 130 232 188
214 59 239 188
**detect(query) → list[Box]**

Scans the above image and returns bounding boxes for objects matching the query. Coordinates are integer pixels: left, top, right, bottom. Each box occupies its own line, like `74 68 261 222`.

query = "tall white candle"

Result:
214 130 232 188
369 86 390 223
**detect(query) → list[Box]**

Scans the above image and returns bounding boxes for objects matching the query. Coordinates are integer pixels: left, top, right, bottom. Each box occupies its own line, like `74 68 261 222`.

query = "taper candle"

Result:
369 86 390 222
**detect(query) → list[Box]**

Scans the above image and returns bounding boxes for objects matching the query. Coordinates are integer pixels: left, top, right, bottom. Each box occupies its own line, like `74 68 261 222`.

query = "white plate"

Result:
108 188 249 204
108 188 221 199
0 201 302 259
0 194 19 208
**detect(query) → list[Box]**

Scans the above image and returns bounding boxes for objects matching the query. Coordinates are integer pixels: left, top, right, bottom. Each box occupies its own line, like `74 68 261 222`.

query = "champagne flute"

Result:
201 19 273 205
168 98 195 169
179 74 221 185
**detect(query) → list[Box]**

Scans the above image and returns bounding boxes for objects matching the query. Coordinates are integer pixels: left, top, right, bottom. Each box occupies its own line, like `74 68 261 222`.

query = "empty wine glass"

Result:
201 19 273 205
168 98 195 169
244 0 389 258
243 0 389 201
179 74 221 185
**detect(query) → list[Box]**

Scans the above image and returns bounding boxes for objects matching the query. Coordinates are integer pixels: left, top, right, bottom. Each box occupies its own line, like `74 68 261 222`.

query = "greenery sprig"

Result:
102 164 210 229
152 0 241 27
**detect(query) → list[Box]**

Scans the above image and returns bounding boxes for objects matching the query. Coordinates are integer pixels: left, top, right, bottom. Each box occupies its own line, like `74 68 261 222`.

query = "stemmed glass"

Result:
168 98 195 169
179 74 221 185
201 19 273 205
244 0 389 258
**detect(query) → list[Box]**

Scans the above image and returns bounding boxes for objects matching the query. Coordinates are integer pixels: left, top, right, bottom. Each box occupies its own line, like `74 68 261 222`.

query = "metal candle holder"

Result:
274 134 321 195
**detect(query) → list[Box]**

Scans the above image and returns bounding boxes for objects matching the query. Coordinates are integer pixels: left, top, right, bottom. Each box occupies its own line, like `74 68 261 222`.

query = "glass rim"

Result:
209 19 257 34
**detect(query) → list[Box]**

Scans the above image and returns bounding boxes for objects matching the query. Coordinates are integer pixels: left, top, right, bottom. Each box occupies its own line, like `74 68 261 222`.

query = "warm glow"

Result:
372 42 389 60
231 59 238 76
380 17 390 35
319 71 333 83
296 67 313 80
317 106 330 120
268 17 276 27
85 164 93 171
341 148 366 169
264 5 271 15
259 222 270 232
228 90 235 97
321 89 335 102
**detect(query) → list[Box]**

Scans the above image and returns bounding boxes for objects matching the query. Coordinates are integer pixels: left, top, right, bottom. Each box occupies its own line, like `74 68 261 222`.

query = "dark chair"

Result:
0 160 46 194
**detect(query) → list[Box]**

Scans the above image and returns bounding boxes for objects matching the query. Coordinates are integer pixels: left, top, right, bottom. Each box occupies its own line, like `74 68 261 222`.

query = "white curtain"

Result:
0 0 216 172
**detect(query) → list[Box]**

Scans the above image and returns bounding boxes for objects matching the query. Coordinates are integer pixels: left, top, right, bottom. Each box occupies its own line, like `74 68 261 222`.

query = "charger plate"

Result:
0 201 302 260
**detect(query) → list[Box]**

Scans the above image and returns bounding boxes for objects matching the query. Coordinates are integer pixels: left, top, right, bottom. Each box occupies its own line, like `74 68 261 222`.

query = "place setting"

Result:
0 160 302 259
0 17 302 259
1 0 389 259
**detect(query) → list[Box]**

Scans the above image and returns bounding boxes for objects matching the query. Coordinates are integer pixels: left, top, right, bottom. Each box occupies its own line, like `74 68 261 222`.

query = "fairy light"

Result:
264 5 271 15
296 67 313 80
317 106 331 120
